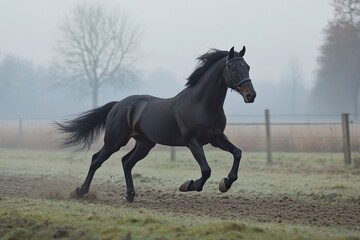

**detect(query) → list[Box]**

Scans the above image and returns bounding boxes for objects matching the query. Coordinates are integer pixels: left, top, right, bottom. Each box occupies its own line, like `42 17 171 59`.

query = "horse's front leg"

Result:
179 138 211 192
211 134 242 192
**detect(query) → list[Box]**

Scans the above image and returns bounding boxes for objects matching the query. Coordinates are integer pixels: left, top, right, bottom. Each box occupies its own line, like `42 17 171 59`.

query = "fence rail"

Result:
0 111 359 166
226 110 357 165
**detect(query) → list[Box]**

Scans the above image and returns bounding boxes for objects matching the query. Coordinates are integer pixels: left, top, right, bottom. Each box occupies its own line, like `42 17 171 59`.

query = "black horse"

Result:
56 46 256 203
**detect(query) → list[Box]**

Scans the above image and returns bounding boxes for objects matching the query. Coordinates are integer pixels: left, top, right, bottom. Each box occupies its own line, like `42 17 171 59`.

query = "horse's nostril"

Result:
245 93 256 103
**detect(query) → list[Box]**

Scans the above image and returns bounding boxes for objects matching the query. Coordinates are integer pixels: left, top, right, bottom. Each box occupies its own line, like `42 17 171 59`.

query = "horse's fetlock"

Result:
229 176 238 182
203 169 211 179
76 187 85 196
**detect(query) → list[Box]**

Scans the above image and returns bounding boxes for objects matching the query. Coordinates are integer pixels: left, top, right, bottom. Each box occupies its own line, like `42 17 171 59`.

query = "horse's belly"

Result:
151 124 186 146
135 116 186 146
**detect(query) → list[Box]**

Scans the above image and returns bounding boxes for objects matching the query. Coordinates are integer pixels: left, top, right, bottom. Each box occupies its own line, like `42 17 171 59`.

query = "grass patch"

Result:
1 148 360 239
0 197 357 240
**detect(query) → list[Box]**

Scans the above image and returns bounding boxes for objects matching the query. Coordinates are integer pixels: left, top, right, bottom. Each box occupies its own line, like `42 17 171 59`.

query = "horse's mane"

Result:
186 49 228 87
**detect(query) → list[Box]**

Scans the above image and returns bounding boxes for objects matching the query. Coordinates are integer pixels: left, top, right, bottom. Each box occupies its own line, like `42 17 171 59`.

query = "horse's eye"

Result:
232 68 236 73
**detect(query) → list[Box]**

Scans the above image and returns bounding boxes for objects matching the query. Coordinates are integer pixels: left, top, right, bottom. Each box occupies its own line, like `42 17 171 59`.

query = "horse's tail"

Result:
55 101 118 151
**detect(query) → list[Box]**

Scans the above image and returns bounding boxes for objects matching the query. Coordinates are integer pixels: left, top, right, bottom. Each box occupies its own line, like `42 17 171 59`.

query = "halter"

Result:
225 57 252 89
226 57 244 64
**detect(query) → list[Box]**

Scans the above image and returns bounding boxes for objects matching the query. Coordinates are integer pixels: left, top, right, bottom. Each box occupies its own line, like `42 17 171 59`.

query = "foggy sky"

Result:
0 0 335 118
0 0 333 86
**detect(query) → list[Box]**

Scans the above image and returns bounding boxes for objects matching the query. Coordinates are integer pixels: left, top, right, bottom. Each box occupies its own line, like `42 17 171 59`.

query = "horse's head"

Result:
224 46 256 103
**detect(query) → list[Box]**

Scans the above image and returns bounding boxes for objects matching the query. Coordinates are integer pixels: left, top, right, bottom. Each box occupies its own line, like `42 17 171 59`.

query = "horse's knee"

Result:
233 148 242 159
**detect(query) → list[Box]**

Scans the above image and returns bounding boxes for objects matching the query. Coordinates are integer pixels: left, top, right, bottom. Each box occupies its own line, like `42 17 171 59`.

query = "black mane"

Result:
186 49 228 87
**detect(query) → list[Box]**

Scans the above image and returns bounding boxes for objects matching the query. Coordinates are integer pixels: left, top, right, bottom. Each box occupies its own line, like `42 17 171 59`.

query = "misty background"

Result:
0 0 357 121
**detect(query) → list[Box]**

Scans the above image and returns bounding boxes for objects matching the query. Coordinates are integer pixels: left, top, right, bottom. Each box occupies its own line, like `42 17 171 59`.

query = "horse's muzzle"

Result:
237 84 256 103
245 92 256 103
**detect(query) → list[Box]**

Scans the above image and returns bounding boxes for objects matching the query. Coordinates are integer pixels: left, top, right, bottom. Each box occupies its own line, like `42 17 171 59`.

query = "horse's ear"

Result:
228 46 235 59
239 46 246 57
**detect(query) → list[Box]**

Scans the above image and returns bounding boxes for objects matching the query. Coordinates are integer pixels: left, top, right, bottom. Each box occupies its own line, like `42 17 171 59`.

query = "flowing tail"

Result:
55 101 118 151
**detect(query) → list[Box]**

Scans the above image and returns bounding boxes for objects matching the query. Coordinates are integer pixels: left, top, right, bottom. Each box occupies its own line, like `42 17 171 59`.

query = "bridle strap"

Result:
235 78 251 88
225 57 252 89
226 57 244 65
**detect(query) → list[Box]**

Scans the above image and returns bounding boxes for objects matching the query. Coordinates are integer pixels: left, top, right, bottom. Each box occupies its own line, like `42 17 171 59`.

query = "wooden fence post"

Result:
18 118 23 147
170 147 176 161
265 109 273 164
19 118 23 138
341 113 351 165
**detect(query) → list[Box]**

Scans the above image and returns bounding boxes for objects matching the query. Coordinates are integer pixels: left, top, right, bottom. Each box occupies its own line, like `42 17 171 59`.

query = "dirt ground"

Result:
1 173 359 231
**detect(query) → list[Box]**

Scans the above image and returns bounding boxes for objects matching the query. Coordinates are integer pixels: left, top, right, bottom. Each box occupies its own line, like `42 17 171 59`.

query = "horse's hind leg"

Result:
70 105 133 199
70 145 119 198
121 138 155 203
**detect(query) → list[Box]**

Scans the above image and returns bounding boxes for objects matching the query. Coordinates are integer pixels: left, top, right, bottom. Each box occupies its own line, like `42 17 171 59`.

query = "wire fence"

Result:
0 111 359 165
225 118 359 152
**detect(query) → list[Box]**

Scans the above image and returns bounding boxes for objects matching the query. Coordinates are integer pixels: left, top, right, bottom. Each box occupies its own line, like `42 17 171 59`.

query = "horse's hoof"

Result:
219 178 230 193
124 195 134 203
179 180 194 192
70 187 83 199
124 196 134 203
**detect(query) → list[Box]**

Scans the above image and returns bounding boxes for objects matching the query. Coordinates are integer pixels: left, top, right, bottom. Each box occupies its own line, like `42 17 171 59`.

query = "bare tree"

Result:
313 0 360 115
333 0 360 24
51 3 140 107
333 0 360 117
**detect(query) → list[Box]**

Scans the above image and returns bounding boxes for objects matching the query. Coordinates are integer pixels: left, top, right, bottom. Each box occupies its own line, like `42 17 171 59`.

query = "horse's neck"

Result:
192 58 228 113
